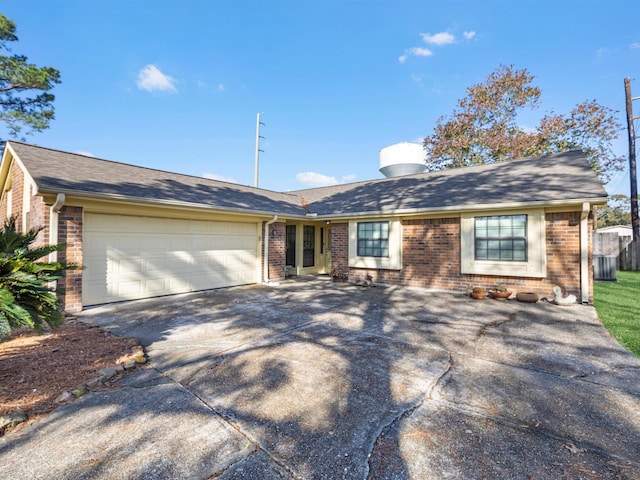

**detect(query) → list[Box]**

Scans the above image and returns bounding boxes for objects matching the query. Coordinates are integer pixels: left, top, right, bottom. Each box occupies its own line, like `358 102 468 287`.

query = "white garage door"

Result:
83 214 259 305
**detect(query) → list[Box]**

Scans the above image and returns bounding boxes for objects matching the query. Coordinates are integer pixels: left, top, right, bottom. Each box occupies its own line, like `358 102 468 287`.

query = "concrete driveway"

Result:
1 278 639 479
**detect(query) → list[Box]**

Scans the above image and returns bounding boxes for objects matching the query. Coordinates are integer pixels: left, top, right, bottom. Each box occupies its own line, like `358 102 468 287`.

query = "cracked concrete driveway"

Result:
1 278 639 479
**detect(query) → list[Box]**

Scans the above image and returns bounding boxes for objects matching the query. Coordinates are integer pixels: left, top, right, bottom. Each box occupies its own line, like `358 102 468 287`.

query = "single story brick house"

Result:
0 141 607 312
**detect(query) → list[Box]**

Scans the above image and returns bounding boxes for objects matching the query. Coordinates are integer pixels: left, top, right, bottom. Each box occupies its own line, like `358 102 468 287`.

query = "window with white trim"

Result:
348 218 402 270
460 210 546 278
357 221 389 257
475 215 527 261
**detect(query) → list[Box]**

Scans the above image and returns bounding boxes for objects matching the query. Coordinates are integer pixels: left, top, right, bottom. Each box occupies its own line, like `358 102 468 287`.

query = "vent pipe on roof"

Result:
379 142 427 178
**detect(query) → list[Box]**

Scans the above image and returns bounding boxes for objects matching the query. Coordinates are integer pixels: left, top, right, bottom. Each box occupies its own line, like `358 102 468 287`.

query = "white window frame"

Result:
349 218 402 270
461 209 546 277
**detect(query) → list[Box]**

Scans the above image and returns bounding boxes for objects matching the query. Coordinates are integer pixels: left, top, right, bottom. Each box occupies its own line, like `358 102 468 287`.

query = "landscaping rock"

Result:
123 360 137 370
98 367 118 379
55 391 72 404
72 386 88 398
86 376 104 389
134 354 147 364
0 412 28 429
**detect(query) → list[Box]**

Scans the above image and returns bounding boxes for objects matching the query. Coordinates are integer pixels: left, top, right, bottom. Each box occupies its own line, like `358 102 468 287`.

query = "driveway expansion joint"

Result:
181 381 299 479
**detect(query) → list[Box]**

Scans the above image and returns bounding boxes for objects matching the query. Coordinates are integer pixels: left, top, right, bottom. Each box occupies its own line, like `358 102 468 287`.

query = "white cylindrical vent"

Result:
379 143 427 178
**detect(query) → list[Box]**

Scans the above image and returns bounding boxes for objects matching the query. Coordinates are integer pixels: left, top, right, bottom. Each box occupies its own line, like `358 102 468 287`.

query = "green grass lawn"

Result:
594 270 640 358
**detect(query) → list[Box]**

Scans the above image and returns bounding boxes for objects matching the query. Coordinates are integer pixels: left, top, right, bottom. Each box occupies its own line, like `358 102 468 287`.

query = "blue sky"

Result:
2 1 639 194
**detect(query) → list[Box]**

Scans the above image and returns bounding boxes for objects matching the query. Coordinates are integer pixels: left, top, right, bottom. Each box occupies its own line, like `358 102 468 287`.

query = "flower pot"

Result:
489 290 511 300
470 292 486 300
516 292 539 303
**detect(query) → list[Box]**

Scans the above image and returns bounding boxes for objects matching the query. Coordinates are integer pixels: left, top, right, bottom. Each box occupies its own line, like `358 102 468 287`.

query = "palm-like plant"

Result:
0 217 74 340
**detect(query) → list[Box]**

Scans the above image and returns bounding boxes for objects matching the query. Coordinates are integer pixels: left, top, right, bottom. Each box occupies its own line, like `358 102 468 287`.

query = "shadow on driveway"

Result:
1 277 639 479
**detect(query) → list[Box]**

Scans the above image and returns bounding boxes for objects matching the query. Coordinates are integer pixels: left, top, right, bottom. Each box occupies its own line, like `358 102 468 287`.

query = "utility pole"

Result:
254 113 265 188
624 77 639 240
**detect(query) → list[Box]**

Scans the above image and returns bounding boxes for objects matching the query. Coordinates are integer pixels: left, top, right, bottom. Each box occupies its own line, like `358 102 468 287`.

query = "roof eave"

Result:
36 187 607 222
38 188 310 220
311 196 608 220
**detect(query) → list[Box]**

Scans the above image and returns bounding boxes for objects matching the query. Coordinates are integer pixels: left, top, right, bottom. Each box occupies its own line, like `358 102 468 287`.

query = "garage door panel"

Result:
83 214 259 305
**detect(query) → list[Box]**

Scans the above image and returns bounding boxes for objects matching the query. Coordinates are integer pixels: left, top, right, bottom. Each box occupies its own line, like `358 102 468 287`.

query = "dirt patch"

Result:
0 320 139 432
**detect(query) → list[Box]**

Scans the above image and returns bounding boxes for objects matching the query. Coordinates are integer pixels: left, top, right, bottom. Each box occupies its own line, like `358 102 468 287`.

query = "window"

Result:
303 225 315 267
349 218 402 270
460 210 546 278
475 215 527 261
357 221 389 257
286 225 296 267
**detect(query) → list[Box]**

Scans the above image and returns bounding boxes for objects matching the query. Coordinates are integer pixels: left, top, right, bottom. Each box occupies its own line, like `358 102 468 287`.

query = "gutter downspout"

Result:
263 215 279 286
580 202 590 304
48 193 66 263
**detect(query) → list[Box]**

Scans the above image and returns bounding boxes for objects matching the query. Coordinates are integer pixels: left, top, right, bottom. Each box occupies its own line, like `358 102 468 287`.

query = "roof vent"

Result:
378 142 427 178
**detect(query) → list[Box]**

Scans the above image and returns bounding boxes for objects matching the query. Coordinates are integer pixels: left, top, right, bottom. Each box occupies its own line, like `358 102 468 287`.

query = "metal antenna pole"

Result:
624 78 639 240
254 113 265 188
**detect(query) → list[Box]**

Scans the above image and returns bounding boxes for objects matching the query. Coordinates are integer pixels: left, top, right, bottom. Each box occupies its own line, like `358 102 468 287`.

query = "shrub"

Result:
0 217 75 340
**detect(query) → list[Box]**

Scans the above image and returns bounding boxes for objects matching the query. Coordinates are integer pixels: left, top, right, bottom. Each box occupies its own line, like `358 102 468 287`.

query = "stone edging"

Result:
0 331 147 433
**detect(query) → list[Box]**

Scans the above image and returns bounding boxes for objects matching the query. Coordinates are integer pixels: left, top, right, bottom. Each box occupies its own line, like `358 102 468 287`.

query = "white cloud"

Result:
398 46 433 63
75 150 94 157
136 64 177 93
296 172 357 187
197 80 208 88
420 32 455 46
410 73 424 85
218 83 225 92
463 31 476 40
595 47 614 58
630 42 640 49
296 172 339 187
203 172 238 184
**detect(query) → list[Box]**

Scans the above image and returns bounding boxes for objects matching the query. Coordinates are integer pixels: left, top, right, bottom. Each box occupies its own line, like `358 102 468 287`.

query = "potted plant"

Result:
470 286 486 300
331 268 349 282
488 284 512 300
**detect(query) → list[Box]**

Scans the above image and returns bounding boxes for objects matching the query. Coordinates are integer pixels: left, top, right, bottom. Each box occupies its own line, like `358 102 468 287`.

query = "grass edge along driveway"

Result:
594 270 640 358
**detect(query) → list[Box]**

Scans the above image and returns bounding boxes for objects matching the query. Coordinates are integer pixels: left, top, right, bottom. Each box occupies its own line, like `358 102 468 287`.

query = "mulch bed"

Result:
0 321 139 432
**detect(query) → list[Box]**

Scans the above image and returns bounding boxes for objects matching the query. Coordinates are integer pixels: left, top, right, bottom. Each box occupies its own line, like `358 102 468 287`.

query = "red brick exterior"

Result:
57 206 83 313
1 148 595 309
263 220 286 282
331 212 593 302
0 160 49 245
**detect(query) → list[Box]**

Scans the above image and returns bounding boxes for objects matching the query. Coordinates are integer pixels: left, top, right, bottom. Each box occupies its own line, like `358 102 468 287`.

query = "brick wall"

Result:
0 160 48 244
0 159 25 229
57 206 83 313
331 212 591 301
262 221 286 282
330 222 349 276
29 195 49 247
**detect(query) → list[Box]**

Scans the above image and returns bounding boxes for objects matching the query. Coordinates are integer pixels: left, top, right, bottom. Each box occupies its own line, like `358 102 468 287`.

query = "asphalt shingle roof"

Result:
8 142 306 216
299 150 608 215
7 142 607 218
